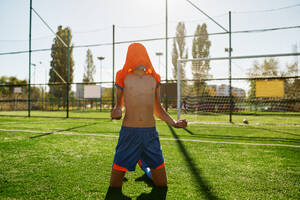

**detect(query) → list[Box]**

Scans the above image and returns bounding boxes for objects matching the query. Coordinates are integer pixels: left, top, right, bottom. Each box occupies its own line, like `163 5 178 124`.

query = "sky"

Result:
0 0 300 92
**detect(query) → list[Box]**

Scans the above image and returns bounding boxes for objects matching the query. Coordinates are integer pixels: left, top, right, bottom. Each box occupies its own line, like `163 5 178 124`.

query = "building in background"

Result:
214 84 246 97
76 84 102 99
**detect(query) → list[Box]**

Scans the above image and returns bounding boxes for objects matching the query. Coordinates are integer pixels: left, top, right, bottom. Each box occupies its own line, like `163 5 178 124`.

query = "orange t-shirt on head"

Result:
115 43 161 89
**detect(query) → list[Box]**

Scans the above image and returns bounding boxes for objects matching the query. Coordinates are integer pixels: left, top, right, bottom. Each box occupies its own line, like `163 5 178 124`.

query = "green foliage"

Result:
192 23 211 97
49 26 74 107
0 76 28 97
247 80 256 99
30 87 42 100
249 58 280 77
82 49 96 83
282 62 300 99
102 87 113 103
172 22 188 81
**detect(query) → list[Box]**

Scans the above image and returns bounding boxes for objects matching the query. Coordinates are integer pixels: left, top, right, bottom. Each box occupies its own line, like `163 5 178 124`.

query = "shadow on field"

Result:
168 125 219 200
183 128 194 135
182 128 300 143
30 123 98 139
135 173 154 187
244 125 300 137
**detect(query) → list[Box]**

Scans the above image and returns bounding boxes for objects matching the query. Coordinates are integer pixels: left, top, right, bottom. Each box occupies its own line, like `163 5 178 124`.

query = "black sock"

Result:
105 186 122 200
137 186 168 200
151 186 168 199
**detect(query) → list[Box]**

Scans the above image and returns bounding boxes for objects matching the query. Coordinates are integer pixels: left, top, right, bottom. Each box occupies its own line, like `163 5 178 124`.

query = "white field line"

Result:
1 120 299 127
188 121 300 127
160 138 300 148
0 129 119 138
0 121 99 125
1 128 299 148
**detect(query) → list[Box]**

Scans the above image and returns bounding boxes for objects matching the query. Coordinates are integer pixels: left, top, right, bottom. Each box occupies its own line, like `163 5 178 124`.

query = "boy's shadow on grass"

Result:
104 186 132 200
168 125 219 200
105 175 167 200
135 173 154 187
134 174 168 200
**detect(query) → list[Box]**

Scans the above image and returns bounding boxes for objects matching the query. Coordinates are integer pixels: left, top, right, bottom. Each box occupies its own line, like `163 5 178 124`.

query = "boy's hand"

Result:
111 107 122 120
173 119 188 128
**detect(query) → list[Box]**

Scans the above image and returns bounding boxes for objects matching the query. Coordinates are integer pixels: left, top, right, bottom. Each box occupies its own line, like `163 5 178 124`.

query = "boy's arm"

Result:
111 87 123 120
154 85 187 128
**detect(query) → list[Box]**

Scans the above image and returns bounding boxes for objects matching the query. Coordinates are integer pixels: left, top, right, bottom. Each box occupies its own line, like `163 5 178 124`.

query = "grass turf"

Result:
0 117 299 199
1 110 300 125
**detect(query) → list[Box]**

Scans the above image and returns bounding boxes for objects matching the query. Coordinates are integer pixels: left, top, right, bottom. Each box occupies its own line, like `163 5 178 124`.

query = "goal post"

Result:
176 52 300 121
177 61 181 120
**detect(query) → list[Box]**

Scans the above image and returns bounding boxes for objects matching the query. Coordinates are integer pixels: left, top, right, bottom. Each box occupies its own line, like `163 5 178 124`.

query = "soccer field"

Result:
0 116 299 199
1 110 300 125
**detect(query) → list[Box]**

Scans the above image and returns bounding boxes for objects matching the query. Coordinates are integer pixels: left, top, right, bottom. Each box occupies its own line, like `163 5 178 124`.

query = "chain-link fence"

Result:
1 1 300 123
0 82 114 118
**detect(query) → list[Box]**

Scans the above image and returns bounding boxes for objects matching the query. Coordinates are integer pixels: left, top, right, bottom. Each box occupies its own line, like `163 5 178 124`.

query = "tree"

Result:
0 76 9 96
286 44 300 99
192 23 211 97
247 58 280 98
83 49 96 83
282 61 299 99
49 26 74 107
0 76 28 98
172 22 188 83
102 87 113 107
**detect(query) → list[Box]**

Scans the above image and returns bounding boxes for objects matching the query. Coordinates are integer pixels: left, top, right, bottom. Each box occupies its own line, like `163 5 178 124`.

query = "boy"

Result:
105 43 187 200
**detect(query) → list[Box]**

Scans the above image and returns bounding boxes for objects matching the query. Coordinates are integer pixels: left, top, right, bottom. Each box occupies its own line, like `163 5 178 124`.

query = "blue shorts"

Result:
113 126 165 172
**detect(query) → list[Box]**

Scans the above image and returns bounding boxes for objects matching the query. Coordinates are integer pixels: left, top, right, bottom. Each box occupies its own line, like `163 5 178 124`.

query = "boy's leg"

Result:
137 167 168 200
143 128 166 186
109 168 126 187
105 169 131 199
150 166 167 187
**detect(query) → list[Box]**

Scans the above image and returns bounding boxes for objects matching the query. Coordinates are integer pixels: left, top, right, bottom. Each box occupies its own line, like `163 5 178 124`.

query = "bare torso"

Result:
122 73 156 127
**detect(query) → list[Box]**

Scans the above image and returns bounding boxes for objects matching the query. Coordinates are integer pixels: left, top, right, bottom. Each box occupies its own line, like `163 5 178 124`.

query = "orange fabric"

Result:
155 162 165 170
115 43 161 88
113 163 129 172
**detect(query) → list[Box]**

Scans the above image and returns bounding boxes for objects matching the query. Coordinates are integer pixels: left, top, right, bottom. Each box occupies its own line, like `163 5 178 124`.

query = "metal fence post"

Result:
66 30 70 118
112 25 115 109
229 11 233 123
165 0 168 112
28 0 32 117
177 61 181 120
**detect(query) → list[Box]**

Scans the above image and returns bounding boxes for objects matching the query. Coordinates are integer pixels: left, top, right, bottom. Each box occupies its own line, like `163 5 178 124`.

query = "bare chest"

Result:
124 75 156 96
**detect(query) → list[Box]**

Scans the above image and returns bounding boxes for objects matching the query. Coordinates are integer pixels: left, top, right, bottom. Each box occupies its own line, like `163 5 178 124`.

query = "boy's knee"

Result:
155 181 168 187
110 169 126 187
150 167 168 187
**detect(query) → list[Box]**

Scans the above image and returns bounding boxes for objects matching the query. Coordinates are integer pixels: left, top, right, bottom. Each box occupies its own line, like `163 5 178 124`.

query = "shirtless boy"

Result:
105 43 187 200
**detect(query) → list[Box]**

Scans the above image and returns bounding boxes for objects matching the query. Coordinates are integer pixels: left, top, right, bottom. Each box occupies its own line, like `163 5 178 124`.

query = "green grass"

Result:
177 111 300 125
0 110 111 119
0 117 299 199
1 110 300 125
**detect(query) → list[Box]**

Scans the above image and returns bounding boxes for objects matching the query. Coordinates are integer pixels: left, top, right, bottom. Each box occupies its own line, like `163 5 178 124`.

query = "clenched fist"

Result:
111 107 122 120
173 119 188 128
